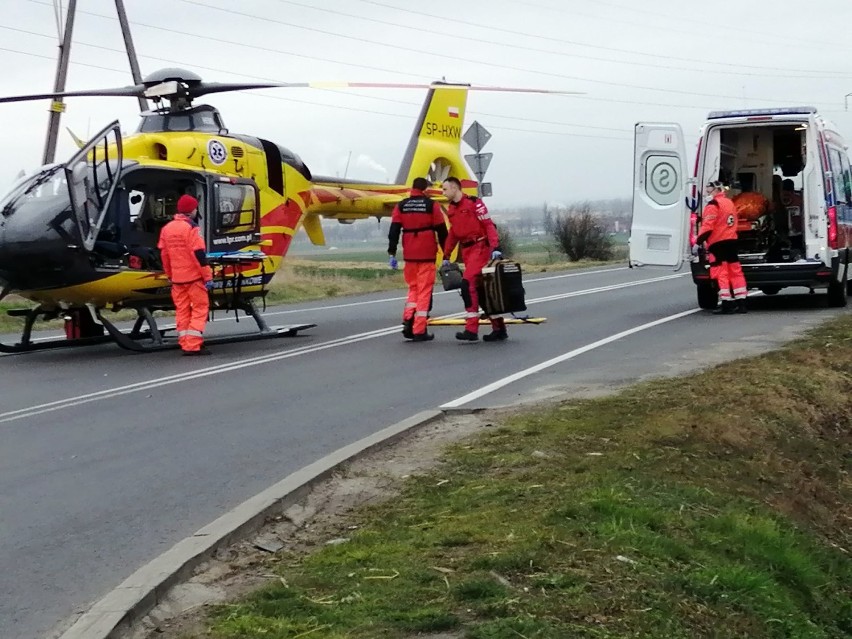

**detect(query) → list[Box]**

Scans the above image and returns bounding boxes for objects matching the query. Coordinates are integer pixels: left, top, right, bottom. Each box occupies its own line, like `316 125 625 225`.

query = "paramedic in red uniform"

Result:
696 181 748 314
388 177 448 342
157 194 214 355
441 177 507 341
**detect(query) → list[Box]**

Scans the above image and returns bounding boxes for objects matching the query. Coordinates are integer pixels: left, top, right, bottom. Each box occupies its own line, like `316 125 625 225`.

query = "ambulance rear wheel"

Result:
759 287 780 295
696 282 718 310
827 264 848 308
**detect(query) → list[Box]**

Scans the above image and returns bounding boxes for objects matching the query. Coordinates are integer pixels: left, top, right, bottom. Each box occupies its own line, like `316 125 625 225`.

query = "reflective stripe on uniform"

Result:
405 302 417 309
178 329 204 337
465 312 479 318
415 311 428 317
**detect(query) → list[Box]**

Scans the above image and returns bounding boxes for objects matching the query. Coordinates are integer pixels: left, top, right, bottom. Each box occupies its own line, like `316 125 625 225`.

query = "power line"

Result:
0 44 130 75
179 0 836 106
18 1 843 121
521 0 843 49
272 0 851 81
24 0 818 113
0 23 632 134
312 86 632 133
0 37 631 143
24 0 433 81
353 0 852 78
513 0 852 55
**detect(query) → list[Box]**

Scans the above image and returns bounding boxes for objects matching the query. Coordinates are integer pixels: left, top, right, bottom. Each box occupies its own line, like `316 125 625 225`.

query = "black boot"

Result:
455 330 479 341
712 300 736 315
736 299 748 314
411 332 435 342
483 329 508 342
402 317 414 339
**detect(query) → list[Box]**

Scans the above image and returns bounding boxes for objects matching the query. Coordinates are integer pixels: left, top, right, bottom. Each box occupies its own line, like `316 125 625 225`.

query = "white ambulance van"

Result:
630 107 852 309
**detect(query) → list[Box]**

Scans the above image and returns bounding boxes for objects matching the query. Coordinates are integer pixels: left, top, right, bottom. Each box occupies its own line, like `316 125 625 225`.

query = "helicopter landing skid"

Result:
0 307 115 354
96 301 316 353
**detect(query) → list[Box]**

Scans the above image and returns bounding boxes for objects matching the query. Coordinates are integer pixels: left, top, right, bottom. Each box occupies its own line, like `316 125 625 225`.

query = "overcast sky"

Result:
1 0 852 207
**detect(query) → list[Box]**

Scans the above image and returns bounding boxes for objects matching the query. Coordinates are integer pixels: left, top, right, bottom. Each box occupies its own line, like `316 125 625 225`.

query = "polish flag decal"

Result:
448 106 459 118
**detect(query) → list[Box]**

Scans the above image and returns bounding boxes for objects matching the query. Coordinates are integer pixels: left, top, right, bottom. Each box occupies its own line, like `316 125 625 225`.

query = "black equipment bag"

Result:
478 260 526 315
439 262 464 291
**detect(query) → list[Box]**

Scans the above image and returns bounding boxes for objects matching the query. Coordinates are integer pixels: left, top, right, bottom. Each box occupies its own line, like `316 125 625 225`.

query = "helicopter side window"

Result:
214 183 257 233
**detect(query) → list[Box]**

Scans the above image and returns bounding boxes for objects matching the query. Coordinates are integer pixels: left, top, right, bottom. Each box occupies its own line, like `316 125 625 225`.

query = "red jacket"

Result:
157 215 213 284
443 196 499 256
388 189 448 262
697 192 738 247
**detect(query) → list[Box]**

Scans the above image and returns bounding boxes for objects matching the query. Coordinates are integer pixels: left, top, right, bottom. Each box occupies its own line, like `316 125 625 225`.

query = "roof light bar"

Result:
707 106 817 119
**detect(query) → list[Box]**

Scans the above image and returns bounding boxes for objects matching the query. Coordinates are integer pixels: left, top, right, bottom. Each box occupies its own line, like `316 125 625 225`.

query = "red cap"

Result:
176 194 198 215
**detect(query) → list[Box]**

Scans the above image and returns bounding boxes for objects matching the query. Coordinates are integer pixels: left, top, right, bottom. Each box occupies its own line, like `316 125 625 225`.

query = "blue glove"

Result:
205 280 214 291
442 259 451 268
491 250 503 260
388 255 398 270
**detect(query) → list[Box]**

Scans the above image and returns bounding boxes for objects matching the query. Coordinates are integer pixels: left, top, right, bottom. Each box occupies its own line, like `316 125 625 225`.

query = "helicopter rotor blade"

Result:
305 82 584 95
190 81 313 97
0 85 146 104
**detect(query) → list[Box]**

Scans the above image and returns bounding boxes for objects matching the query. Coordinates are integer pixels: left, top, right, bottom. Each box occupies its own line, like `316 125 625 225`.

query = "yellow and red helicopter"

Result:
0 68 570 353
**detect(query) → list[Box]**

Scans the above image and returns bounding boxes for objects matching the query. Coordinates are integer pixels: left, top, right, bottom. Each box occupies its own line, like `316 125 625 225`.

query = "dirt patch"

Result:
133 411 499 639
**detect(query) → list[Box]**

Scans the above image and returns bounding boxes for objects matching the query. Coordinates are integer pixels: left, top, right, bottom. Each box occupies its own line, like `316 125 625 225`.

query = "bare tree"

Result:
543 202 554 234
552 202 613 261
495 223 516 258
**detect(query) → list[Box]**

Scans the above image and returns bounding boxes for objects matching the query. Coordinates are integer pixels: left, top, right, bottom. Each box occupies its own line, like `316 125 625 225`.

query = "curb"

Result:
57 409 445 639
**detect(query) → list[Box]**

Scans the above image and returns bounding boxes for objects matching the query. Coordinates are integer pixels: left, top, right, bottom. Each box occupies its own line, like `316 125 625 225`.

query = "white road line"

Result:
258 266 630 318
0 272 684 425
441 307 701 409
0 266 630 350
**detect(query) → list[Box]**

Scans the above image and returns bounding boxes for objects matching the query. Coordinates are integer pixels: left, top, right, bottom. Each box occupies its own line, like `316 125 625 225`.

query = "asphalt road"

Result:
0 265 845 639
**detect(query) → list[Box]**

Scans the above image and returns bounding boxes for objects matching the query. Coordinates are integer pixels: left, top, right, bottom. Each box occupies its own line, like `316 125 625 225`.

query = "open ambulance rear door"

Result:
629 123 688 269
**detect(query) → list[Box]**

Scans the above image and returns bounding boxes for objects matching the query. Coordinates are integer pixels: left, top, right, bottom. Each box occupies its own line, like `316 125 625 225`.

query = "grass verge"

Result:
197 316 851 639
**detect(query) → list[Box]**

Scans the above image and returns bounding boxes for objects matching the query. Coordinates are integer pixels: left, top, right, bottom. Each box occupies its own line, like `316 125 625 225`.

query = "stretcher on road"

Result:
427 316 546 326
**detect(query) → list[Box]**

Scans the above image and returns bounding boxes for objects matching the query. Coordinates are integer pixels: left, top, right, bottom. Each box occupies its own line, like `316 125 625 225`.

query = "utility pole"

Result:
114 0 147 112
42 0 77 165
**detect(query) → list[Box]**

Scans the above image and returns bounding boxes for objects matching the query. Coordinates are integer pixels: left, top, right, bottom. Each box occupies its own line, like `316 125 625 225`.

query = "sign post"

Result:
462 121 493 197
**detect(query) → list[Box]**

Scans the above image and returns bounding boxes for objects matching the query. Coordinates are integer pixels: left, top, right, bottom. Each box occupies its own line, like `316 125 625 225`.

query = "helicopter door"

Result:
207 178 261 254
64 120 123 251
630 122 688 268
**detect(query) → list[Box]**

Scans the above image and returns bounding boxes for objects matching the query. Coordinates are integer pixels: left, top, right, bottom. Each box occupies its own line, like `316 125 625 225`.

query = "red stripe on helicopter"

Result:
311 188 341 204
261 200 304 255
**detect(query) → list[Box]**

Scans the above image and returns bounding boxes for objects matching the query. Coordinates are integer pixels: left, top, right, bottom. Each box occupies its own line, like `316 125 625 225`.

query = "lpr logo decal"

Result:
207 139 228 165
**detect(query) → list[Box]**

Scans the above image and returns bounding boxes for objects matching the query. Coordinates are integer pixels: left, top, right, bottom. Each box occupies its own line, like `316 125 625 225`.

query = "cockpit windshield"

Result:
0 166 70 220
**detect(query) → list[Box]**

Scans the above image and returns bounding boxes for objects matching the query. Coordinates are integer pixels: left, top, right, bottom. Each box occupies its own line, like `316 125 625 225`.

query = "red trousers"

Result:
716 261 747 301
403 261 436 335
708 241 747 301
171 280 209 351
460 242 506 334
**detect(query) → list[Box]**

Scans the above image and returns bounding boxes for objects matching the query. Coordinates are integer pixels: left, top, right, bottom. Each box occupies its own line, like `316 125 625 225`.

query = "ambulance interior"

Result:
92 170 204 270
706 124 807 264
